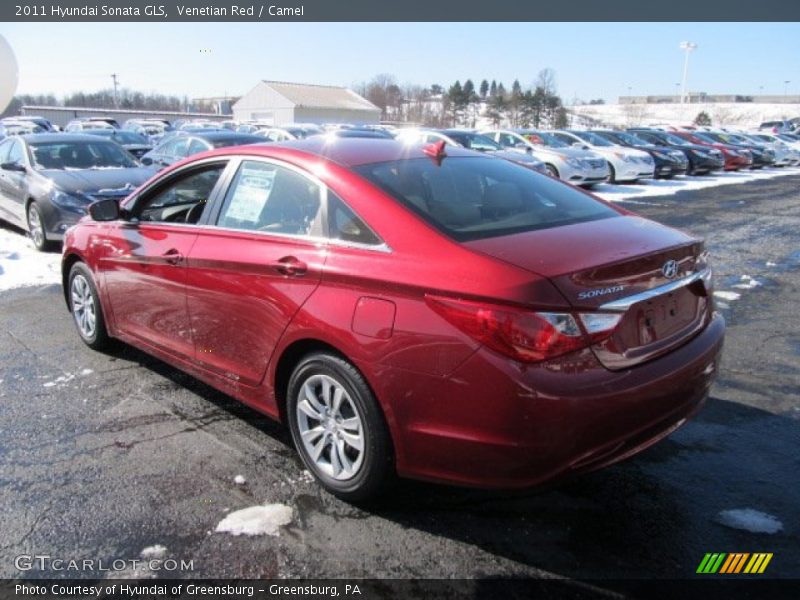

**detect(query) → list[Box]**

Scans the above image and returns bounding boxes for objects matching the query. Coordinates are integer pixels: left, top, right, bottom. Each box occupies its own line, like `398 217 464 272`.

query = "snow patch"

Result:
233 474 246 485
0 227 61 291
215 503 293 537
732 275 762 290
139 544 167 559
714 291 741 302
79 368 94 376
43 374 76 388
766 261 777 267
716 509 783 534
594 167 799 204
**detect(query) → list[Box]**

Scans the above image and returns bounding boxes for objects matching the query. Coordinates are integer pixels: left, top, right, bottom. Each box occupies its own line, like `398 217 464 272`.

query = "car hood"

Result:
489 149 543 164
40 167 153 196
535 146 601 160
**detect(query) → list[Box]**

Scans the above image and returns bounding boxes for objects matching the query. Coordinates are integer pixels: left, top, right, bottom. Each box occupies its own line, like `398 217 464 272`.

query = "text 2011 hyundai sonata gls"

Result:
62 138 724 500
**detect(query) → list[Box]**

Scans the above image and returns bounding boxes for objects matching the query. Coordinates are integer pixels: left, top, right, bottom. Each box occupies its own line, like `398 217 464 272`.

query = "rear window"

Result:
354 157 618 242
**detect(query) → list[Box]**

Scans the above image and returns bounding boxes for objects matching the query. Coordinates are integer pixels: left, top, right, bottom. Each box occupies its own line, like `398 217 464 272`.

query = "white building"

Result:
232 80 380 125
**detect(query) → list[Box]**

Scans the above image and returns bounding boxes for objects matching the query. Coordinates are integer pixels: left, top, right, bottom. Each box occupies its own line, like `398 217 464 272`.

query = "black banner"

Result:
1 579 798 600
3 0 800 22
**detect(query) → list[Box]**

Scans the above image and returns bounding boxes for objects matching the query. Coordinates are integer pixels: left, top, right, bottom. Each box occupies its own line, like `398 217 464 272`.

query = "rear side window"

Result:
327 191 381 246
354 157 618 242
217 160 322 236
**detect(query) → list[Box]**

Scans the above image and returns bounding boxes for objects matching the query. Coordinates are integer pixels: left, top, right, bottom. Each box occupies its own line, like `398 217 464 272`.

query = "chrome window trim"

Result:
599 268 711 312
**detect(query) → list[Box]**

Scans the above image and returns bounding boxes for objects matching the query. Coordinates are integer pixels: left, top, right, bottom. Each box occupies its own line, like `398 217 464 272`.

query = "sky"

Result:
2 22 799 103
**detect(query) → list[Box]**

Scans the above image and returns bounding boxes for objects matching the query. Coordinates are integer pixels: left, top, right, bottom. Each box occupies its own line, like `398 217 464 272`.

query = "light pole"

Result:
675 82 681 102
679 41 697 104
110 73 119 108
785 80 791 99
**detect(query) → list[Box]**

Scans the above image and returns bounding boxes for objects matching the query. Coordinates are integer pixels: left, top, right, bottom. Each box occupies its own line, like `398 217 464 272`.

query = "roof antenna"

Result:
422 140 447 165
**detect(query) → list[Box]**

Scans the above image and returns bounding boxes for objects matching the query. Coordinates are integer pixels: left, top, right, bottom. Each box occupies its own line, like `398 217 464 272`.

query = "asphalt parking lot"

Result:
1 174 799 590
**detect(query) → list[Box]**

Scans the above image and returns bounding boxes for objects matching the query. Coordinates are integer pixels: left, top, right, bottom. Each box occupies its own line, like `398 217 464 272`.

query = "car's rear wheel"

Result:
27 202 48 252
287 352 392 502
68 262 112 350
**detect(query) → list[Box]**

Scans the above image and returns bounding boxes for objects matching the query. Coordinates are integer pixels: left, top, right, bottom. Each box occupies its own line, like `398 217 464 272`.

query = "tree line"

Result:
1 89 226 119
354 69 569 129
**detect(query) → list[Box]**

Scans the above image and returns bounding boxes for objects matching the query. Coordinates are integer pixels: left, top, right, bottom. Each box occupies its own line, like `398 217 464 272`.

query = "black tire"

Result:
545 164 559 178
287 352 392 502
607 162 617 183
26 202 49 252
68 262 112 351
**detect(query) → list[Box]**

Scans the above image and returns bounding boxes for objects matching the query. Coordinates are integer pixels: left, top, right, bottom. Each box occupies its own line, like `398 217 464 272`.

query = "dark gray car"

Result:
0 134 153 250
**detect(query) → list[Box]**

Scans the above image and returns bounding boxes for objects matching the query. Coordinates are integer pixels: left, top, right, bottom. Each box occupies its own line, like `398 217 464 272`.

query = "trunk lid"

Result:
464 215 713 369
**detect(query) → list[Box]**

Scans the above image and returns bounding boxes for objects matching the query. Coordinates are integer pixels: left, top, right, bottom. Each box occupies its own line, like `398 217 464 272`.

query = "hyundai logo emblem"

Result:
662 260 679 279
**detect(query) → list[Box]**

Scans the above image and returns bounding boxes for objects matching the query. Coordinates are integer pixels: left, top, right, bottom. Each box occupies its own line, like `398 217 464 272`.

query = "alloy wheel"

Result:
71 274 96 339
295 374 365 481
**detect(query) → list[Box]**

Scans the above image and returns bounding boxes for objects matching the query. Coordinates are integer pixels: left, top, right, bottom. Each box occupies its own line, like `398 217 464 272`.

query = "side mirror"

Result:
140 156 153 166
89 197 121 222
1 162 26 173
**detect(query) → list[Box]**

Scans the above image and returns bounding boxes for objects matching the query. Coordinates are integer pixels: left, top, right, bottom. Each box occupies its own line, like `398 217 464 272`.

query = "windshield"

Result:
354 157 617 242
615 131 653 147
690 132 718 144
446 132 502 151
29 140 139 170
523 132 568 148
658 132 692 146
570 131 614 146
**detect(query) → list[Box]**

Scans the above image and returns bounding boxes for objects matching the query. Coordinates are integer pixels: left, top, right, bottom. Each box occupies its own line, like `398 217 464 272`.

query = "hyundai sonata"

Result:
62 139 724 500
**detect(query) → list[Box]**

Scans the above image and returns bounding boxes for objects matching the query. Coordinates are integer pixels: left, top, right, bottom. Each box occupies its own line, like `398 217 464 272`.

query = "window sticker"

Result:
224 165 277 223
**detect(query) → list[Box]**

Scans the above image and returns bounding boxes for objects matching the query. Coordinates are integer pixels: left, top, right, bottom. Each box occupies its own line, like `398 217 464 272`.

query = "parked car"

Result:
743 132 799 166
62 137 724 500
123 119 173 144
256 125 322 142
2 116 58 132
81 129 153 159
481 129 609 187
758 120 794 133
322 128 395 139
0 134 152 250
552 130 655 183
665 130 751 171
590 130 689 179
140 131 262 170
680 131 774 170
64 118 118 132
394 128 547 174
627 129 725 174
0 120 46 136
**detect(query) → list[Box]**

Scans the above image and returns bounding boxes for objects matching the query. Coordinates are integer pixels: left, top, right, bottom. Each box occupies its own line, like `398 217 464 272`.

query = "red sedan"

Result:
62 139 724 500
672 131 752 171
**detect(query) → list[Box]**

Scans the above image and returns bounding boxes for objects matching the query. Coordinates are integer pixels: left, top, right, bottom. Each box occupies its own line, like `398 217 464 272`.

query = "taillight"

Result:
426 296 621 363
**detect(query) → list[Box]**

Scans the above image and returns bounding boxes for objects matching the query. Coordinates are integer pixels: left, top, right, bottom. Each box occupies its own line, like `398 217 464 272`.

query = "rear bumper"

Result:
386 312 725 489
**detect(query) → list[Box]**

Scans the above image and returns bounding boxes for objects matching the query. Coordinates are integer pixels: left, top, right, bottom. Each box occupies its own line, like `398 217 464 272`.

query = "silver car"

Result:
482 129 609 187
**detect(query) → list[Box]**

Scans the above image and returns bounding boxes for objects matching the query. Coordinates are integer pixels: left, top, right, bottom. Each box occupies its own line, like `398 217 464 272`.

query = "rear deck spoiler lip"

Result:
599 268 711 312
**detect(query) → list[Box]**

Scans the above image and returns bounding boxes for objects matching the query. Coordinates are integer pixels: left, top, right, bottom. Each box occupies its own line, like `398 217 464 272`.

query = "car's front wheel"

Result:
27 202 48 252
287 352 392 502
68 262 112 350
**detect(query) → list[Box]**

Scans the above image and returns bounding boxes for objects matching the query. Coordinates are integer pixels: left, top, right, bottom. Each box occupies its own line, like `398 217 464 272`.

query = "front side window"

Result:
355 157 618 242
217 160 322 236
135 163 226 223
6 140 25 165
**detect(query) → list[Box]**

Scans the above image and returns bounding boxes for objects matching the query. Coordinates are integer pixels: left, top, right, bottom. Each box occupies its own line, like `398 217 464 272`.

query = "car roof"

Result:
20 133 115 143
207 137 480 167
194 131 263 142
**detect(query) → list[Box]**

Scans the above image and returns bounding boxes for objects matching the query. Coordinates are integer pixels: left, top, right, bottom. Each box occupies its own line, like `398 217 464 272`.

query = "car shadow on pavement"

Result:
99 341 799 583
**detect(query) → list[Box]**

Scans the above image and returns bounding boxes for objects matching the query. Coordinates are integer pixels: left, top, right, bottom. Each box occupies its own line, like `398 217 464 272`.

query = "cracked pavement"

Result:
0 174 799 590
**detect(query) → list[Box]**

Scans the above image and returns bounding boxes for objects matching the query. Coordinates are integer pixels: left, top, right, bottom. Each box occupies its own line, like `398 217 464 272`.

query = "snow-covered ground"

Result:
215 503 293 537
715 509 784 534
593 165 799 203
568 101 800 130
0 226 61 291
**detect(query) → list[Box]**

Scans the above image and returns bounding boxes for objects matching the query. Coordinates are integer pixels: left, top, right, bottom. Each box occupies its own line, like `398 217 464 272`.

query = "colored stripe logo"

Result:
697 553 773 574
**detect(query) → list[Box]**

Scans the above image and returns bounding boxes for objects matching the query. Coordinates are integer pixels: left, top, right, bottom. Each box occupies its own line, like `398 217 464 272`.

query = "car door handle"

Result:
271 256 307 277
162 248 183 265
